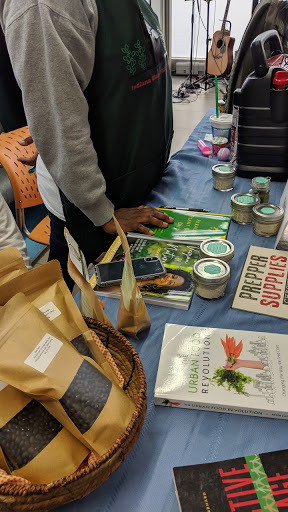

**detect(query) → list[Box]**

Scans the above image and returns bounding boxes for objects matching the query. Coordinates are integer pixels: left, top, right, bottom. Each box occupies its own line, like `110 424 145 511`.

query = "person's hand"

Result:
102 206 174 235
17 136 38 166
223 359 242 371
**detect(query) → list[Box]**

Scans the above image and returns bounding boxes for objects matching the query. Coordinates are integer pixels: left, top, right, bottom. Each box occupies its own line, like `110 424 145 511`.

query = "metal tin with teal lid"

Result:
212 163 236 191
192 258 230 299
230 193 260 224
249 176 271 203
199 239 235 264
252 204 284 237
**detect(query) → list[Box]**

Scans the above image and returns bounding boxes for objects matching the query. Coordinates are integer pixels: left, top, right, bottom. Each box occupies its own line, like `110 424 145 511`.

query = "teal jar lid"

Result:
199 239 234 262
231 193 260 210
252 204 284 224
212 163 235 176
193 258 230 285
252 176 271 190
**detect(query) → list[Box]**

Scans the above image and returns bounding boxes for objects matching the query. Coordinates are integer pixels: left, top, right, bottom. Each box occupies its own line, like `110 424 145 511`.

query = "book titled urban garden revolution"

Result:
127 208 231 245
154 324 288 419
95 236 199 310
231 246 288 320
173 449 288 512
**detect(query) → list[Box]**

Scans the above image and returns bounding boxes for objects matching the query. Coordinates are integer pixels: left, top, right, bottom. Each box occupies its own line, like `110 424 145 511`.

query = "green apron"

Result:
60 0 173 259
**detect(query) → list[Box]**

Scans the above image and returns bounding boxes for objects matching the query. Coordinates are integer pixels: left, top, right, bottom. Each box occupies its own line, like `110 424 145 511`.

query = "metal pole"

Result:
189 0 196 81
204 0 211 90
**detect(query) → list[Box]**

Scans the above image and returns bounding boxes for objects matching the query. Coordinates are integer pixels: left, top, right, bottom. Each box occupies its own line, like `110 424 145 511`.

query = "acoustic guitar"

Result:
207 0 235 77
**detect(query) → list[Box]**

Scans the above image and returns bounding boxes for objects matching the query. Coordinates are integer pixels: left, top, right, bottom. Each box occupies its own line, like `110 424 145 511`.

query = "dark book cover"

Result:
173 449 288 511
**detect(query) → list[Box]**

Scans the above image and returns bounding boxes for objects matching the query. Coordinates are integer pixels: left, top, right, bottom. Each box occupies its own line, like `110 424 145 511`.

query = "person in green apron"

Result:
0 0 174 287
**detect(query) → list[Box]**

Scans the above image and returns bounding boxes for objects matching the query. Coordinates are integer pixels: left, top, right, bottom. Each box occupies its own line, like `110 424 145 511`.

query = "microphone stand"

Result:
188 0 196 85
181 0 197 94
178 0 214 95
192 0 215 91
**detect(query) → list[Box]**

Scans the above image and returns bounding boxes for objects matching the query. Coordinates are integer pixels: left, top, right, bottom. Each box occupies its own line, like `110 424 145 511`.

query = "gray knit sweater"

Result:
0 0 115 226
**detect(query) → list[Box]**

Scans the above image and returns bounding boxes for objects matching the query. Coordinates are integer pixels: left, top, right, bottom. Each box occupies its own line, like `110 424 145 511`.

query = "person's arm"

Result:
224 359 264 371
4 1 114 227
3 1 174 235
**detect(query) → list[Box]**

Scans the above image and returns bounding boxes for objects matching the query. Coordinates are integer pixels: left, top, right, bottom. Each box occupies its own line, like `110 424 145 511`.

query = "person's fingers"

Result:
137 206 174 224
19 136 34 146
133 223 155 236
146 208 174 223
135 209 174 229
103 207 174 235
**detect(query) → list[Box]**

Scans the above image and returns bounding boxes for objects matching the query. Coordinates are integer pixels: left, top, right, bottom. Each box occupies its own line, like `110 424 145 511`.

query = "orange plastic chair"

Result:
0 126 50 245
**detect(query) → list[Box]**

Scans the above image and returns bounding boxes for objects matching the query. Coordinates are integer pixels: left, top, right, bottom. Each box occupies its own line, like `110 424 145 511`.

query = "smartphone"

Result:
95 256 166 287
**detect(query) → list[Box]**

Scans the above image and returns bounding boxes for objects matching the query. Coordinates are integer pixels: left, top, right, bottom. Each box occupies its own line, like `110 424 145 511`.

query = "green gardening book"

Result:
95 236 200 310
127 209 231 245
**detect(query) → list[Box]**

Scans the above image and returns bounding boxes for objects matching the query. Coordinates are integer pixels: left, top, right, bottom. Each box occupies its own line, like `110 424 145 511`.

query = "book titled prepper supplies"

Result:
231 245 288 320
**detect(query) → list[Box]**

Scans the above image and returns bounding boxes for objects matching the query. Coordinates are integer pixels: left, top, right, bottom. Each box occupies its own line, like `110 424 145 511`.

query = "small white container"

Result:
192 258 230 300
231 193 260 224
212 163 236 191
199 239 234 264
210 114 233 142
252 204 284 237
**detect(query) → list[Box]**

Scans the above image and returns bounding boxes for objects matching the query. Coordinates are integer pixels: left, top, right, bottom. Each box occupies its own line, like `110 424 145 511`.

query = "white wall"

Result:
171 0 253 59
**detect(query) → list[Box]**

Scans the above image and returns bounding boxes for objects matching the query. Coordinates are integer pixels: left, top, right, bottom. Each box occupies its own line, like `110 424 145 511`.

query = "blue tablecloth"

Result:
57 109 288 512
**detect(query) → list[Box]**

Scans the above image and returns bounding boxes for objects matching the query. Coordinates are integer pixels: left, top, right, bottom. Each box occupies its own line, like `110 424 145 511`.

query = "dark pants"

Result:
48 213 74 291
48 212 116 291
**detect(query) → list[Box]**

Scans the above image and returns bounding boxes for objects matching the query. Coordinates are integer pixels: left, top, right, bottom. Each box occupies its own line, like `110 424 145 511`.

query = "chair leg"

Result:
16 208 25 232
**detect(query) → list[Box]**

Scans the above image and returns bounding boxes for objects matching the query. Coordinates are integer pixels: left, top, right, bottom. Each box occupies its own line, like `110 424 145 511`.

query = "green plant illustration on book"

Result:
210 335 263 395
162 399 180 407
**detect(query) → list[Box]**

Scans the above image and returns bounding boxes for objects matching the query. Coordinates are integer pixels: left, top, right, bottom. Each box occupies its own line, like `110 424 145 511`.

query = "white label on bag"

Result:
39 301 61 321
65 231 89 280
25 334 63 373
0 381 8 392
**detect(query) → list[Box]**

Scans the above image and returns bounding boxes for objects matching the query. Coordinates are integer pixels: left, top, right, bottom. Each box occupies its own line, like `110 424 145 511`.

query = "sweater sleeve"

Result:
4 1 115 226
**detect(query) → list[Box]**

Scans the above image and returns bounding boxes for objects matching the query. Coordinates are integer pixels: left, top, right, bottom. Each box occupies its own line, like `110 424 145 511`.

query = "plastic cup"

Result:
210 114 233 142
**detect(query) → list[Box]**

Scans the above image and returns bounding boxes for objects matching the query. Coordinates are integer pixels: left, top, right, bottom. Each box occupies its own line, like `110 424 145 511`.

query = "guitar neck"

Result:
221 0 231 35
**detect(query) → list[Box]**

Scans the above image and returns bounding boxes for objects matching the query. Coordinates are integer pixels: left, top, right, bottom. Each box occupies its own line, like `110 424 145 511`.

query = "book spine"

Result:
154 397 288 420
96 291 189 310
101 236 122 263
127 234 201 246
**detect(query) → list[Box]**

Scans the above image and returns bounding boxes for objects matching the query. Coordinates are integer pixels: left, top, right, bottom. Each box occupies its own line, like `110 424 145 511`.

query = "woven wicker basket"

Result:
0 318 147 512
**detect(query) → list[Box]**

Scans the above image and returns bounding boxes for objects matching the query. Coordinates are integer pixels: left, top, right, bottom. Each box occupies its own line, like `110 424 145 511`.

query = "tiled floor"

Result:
170 75 216 155
32 75 217 268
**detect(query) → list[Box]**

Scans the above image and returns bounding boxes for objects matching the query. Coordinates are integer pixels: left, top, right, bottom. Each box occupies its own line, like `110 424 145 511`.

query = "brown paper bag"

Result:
112 216 151 339
0 381 89 484
0 247 27 285
0 446 10 474
65 224 150 340
64 229 112 326
0 294 135 456
0 260 122 385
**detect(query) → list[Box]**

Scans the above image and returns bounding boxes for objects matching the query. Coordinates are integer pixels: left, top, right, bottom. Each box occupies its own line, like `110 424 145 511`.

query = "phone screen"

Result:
96 257 166 286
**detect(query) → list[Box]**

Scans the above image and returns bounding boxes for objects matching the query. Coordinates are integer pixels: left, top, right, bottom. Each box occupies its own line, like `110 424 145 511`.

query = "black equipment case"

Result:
234 30 288 181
